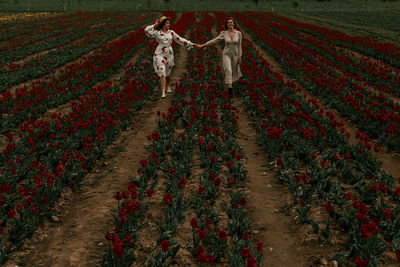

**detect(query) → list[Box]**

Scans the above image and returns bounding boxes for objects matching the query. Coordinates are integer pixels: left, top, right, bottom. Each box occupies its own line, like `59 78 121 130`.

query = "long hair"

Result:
224 17 237 30
155 17 170 31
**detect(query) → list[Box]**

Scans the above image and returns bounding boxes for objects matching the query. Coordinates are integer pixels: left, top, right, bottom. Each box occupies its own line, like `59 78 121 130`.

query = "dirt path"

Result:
4 17 188 267
203 18 309 266
234 101 306 266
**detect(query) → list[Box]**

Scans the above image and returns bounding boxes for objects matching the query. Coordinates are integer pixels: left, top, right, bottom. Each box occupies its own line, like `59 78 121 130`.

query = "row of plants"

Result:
0 33 158 264
234 12 400 153
250 11 400 97
257 11 400 69
102 12 263 266
0 12 157 92
0 13 156 134
0 12 87 43
301 11 400 39
0 12 125 65
235 24 400 266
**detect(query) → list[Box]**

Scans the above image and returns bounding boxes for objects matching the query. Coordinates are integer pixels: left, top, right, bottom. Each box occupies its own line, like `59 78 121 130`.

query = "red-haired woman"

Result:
197 17 242 98
145 16 196 98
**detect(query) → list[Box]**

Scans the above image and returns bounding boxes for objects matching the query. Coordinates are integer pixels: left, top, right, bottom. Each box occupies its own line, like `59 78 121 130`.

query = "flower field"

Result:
1 10 400 267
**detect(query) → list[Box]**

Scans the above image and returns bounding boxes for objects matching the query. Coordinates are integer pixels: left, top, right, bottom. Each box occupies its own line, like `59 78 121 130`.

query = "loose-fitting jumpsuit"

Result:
204 30 242 84
144 25 193 77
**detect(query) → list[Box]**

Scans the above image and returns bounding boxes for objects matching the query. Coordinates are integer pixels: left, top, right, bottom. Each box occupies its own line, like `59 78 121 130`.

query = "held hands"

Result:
195 44 205 49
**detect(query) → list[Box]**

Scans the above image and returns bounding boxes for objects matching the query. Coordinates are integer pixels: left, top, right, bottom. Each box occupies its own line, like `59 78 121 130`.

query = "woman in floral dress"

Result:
145 16 196 98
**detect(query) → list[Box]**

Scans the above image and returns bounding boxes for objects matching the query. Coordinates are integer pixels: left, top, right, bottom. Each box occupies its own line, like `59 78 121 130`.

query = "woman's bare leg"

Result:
166 76 171 92
160 76 166 97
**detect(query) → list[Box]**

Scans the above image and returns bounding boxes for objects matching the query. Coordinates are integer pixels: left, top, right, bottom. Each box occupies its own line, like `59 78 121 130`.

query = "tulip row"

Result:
0 14 156 134
0 12 156 92
246 11 400 97
255 11 400 69
0 12 127 65
235 26 400 266
0 35 158 263
234 12 400 153
102 12 262 266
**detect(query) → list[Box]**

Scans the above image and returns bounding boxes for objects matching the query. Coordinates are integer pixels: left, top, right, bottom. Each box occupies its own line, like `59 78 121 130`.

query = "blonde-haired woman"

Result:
145 16 197 98
197 17 242 98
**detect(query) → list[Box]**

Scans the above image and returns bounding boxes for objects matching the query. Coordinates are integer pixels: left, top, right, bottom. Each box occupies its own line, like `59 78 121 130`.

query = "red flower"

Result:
115 192 123 200
395 187 400 196
383 208 392 219
199 229 206 240
8 209 16 219
161 240 170 251
169 168 176 176
298 199 304 206
239 197 247 206
218 229 228 240
198 186 205 194
230 178 237 185
213 177 222 186
178 178 187 189
163 193 172 205
324 202 333 213
257 241 263 252
311 152 317 159
321 160 328 168
123 234 132 245
242 232 249 240
112 241 123 259
277 157 282 166
247 256 257 267
191 218 198 229
140 159 147 168
396 250 400 261
344 193 352 200
355 258 368 267
241 248 251 258
206 218 212 227
226 161 232 169
370 185 377 193
374 145 380 152
344 152 350 160
146 188 153 197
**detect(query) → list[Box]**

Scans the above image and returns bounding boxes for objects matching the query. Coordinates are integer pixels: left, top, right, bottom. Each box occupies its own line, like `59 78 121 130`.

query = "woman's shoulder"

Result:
235 30 242 35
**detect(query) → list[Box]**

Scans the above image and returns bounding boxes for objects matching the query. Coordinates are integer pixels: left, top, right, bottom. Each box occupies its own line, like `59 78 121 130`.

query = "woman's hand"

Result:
196 44 204 48
153 19 160 28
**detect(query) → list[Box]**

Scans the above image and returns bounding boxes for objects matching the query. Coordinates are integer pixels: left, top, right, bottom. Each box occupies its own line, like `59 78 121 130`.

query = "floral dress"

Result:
205 30 242 84
144 25 194 77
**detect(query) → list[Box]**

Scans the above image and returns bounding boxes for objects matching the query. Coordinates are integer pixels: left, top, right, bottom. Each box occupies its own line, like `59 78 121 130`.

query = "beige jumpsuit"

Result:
205 30 242 84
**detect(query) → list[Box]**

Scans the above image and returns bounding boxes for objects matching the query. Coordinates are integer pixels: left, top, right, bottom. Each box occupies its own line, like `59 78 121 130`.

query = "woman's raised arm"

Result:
144 20 159 38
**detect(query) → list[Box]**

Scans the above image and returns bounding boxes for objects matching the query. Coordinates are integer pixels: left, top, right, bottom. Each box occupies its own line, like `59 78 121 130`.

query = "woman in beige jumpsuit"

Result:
198 17 242 98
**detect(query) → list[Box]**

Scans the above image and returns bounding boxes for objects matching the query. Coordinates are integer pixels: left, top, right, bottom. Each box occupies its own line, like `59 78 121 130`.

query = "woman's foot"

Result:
166 85 172 93
161 93 166 98
228 87 233 98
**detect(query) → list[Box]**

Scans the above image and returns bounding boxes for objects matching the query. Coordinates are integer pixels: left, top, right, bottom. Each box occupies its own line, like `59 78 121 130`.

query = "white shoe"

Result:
166 86 172 93
161 94 166 98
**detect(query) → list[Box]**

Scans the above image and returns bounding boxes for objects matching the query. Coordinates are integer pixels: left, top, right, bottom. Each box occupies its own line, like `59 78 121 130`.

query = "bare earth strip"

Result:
205 17 309 266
